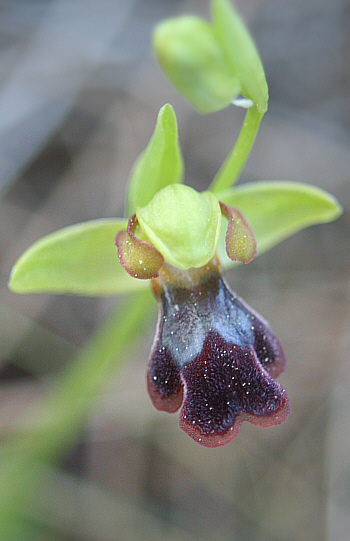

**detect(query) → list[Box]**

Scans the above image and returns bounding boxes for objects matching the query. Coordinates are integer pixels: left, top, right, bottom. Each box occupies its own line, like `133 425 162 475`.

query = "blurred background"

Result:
0 0 349 539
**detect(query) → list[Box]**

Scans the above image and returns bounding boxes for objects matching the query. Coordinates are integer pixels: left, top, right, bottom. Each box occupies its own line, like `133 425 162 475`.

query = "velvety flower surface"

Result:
147 260 290 447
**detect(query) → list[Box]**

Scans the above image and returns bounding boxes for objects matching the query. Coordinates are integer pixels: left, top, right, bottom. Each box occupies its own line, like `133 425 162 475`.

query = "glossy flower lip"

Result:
147 260 290 447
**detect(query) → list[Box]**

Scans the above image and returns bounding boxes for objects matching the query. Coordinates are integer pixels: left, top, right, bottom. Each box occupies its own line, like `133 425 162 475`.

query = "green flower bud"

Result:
153 16 241 113
153 0 268 114
136 184 222 269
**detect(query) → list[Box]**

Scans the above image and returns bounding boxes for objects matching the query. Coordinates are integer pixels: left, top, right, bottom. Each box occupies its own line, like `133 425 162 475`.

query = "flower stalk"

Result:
210 105 264 192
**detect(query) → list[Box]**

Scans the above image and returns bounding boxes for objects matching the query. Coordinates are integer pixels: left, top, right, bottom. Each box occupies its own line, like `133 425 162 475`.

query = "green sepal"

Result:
8 219 147 296
136 184 222 269
212 0 268 113
216 181 342 268
126 104 183 216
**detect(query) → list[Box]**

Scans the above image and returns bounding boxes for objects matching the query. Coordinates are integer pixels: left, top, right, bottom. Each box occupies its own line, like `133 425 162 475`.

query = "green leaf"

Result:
136 184 222 269
212 0 268 113
9 219 147 296
216 181 342 268
126 104 184 216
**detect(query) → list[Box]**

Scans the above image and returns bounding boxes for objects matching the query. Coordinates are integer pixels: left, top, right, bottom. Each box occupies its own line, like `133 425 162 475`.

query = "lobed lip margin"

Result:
147 261 289 447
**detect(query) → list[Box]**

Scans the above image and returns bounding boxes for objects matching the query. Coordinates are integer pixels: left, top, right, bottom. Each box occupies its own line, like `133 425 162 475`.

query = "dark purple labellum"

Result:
147 261 290 447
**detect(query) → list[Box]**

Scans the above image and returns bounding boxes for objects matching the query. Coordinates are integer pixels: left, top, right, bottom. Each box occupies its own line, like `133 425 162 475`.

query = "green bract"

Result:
153 0 268 113
136 185 222 269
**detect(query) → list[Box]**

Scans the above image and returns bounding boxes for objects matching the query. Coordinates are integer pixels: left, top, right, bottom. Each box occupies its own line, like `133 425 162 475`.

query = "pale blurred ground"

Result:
0 0 349 540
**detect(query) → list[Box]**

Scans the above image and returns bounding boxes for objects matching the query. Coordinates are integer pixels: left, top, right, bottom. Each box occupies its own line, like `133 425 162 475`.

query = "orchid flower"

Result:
8 0 341 447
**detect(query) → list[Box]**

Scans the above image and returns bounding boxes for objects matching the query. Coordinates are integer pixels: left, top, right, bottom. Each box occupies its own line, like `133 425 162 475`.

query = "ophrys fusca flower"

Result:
115 185 289 447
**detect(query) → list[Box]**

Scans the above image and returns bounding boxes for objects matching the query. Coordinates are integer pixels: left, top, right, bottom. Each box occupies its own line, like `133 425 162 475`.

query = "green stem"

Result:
209 106 264 194
0 290 153 525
